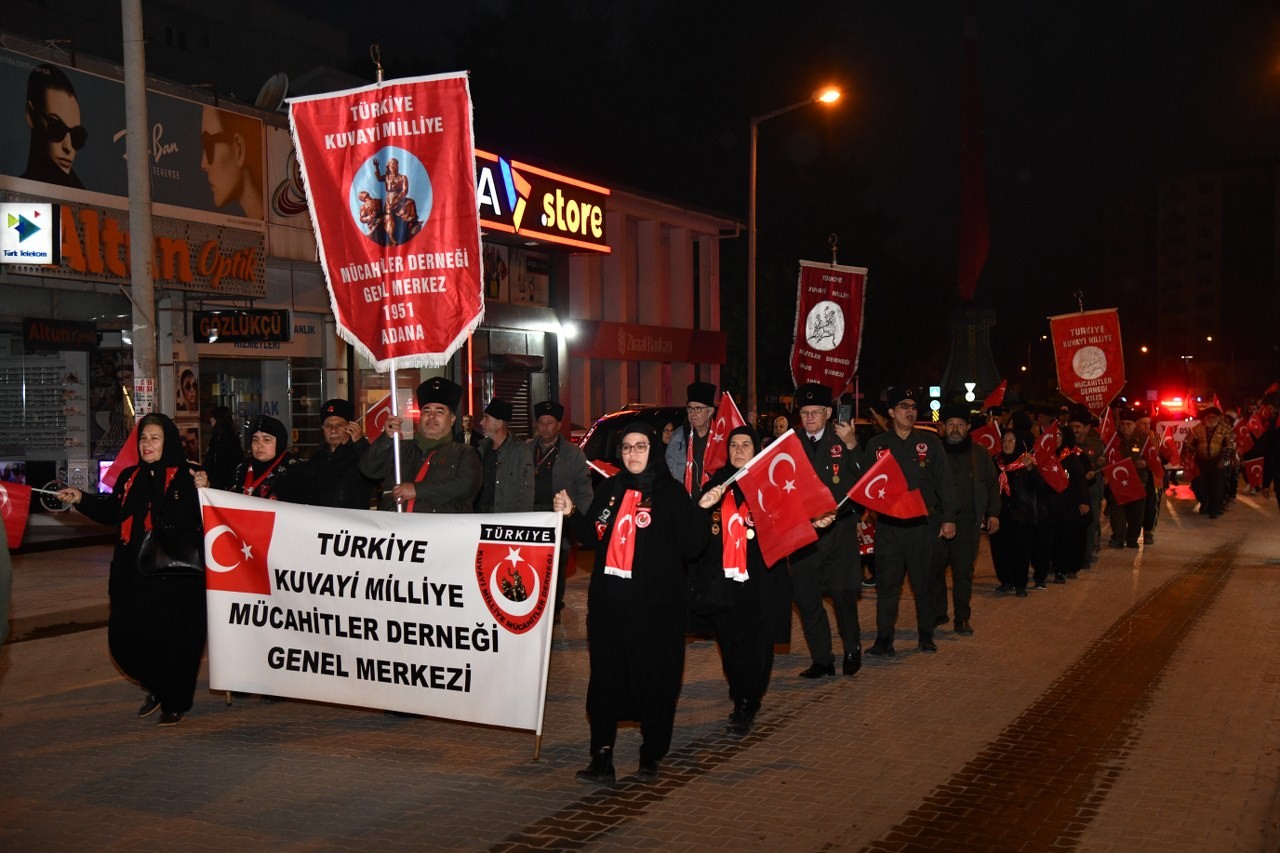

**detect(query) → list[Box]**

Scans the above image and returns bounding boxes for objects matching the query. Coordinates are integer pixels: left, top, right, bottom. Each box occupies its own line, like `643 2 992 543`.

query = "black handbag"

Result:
137 526 204 577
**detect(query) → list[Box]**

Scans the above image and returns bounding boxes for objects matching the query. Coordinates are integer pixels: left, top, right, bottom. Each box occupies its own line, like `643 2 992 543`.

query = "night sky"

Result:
294 0 1280 401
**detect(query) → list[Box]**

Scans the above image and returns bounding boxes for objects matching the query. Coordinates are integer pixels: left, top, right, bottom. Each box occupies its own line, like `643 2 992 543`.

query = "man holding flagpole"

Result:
788 383 866 678
863 387 956 656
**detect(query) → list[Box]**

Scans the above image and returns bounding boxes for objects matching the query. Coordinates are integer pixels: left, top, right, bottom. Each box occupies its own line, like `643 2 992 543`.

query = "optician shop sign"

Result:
475 150 610 253
193 309 291 343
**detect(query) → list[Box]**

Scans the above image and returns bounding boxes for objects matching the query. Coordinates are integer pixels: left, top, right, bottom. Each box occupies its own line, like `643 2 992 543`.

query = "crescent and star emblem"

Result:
614 514 634 545
767 453 798 494
725 510 745 544
1114 467 1130 487
204 524 250 573
864 473 889 501
979 434 996 450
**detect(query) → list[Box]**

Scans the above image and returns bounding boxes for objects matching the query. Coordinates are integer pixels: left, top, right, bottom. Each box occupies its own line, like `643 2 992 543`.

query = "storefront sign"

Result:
1049 308 1126 415
22 317 97 351
568 319 725 364
289 73 484 370
199 490 559 728
790 260 867 396
2 203 60 265
475 150 610 253
194 309 291 343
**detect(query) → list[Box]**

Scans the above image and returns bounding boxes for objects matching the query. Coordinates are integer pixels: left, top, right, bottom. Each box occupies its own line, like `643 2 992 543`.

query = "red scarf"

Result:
603 488 643 579
118 466 178 545
996 456 1029 496
241 453 288 498
720 490 749 582
405 449 438 513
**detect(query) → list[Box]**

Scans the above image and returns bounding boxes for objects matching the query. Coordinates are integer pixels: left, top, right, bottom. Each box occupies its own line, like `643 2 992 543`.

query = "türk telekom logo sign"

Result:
474 149 610 253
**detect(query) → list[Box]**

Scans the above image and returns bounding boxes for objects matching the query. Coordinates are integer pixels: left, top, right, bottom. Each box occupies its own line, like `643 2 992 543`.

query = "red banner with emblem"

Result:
1048 308 1125 415
289 74 483 370
790 260 867 397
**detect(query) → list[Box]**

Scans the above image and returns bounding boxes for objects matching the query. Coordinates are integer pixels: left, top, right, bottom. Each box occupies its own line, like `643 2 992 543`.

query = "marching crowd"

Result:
50 376 1280 787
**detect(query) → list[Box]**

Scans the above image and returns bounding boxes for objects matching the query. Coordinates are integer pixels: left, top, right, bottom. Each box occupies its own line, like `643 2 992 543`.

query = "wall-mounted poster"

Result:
176 362 199 414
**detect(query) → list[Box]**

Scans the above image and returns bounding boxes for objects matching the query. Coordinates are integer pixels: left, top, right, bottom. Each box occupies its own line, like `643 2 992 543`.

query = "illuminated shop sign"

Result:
194 309 291 343
474 150 610 253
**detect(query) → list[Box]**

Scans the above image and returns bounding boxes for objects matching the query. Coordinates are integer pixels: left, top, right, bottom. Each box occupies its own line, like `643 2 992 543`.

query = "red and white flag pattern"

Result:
735 432 837 567
1243 457 1265 490
703 391 746 477
1103 458 1146 505
971 421 1001 457
848 451 928 520
0 481 32 549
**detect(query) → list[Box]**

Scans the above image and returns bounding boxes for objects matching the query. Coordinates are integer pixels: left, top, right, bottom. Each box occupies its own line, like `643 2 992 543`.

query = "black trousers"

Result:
790 520 862 665
931 518 981 622
873 520 940 638
109 575 207 714
990 519 1034 591
710 576 774 707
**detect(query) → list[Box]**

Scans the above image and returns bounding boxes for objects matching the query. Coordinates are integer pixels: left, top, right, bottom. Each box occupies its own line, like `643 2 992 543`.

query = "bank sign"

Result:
475 149 610 253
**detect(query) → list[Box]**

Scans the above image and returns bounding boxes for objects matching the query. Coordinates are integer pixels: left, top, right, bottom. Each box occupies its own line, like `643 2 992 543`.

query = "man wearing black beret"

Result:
665 380 719 497
360 376 481 513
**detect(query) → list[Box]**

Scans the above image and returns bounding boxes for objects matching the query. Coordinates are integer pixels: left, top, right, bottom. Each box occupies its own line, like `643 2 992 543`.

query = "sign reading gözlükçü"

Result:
288 74 483 370
193 309 291 343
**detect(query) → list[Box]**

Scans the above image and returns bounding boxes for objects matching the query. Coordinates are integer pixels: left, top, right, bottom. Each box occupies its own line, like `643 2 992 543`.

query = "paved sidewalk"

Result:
2 488 1279 851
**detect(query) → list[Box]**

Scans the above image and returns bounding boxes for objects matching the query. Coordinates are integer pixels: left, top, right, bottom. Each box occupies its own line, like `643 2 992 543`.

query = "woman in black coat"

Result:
202 406 243 491
554 422 709 785
57 413 206 726
694 425 792 735
990 430 1040 597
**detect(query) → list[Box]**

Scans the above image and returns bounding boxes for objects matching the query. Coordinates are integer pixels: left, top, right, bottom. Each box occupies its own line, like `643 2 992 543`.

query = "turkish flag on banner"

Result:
1233 419 1255 457
847 450 928 520
1048 308 1125 415
1243 458 1265 489
1142 436 1163 489
0 481 32 549
971 421 1001 457
790 260 867 396
735 432 837 567
1034 443 1070 494
101 421 141 491
1104 458 1147 505
982 380 1007 411
703 391 746 477
289 74 483 370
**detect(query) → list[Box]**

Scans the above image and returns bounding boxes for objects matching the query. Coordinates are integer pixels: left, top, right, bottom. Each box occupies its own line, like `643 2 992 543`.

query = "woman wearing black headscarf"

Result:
217 415 301 500
693 425 792 735
554 422 709 785
989 429 1040 597
202 406 243 491
56 413 206 726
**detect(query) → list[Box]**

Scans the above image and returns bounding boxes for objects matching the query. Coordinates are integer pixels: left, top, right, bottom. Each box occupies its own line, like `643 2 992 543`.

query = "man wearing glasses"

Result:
789 383 866 678
863 386 957 656
665 381 718 497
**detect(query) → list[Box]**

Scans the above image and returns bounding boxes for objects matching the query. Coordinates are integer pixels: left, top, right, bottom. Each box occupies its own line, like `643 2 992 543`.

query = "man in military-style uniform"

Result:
788 383 866 678
1107 408 1152 547
1067 405 1105 566
863 386 956 656
360 377 481 513
289 398 377 509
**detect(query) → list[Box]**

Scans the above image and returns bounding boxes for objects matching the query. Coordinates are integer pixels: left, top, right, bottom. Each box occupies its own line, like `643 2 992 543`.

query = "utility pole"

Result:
122 0 157 415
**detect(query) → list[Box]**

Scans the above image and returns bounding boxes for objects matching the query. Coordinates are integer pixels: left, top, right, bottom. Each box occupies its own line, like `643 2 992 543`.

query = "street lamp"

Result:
747 85 842 418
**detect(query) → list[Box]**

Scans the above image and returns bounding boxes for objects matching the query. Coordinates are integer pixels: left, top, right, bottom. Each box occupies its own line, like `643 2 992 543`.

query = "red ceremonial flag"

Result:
847 450 928 520
790 261 867 396
703 391 746 476
586 458 620 479
735 432 838 567
289 73 483 370
1034 440 1070 494
101 421 141 491
970 421 1001 456
0 481 32 550
1036 421 1059 455
1243 457 1265 489
1048 308 1125 414
1103 458 1147 505
1142 435 1163 489
981 380 1006 410
1161 425 1178 456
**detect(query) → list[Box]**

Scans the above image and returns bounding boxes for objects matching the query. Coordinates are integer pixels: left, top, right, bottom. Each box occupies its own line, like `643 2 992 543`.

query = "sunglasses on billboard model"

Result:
200 130 238 161
35 111 88 150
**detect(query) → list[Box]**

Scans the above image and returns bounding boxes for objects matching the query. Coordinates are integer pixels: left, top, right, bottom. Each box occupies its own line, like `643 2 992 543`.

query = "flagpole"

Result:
389 363 403 513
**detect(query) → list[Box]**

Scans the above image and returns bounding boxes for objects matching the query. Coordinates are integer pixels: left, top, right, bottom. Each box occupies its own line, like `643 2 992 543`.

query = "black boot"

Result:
575 746 615 785
725 698 759 735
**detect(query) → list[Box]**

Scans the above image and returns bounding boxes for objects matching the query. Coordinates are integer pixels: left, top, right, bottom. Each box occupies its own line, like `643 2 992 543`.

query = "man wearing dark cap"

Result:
1067 404 1105 565
665 380 718 496
530 400 594 614
789 382 866 677
360 376 481 513
287 399 377 509
1107 408 1150 547
476 397 534 513
863 386 957 656
931 403 1000 636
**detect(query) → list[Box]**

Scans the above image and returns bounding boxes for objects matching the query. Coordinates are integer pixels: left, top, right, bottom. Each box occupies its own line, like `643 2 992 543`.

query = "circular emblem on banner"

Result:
347 146 434 247
1072 346 1108 380
804 300 845 352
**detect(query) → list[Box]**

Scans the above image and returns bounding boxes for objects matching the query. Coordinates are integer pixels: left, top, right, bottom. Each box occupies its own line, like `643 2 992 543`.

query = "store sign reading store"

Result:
194 309 291 343
474 150 610 253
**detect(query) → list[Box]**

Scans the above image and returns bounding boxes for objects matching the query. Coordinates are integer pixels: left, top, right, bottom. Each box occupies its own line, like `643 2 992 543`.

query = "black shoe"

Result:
1125 541 1139 548
1016 589 1028 597
861 576 876 588
1053 574 1067 584
798 662 836 678
1108 539 1125 549
866 639 895 657
575 748 615 785
917 635 938 653
157 710 183 727
635 758 660 783
933 614 950 627
137 694 161 718
1033 581 1048 590
1143 533 1154 545
843 649 862 676
726 709 753 736
1066 571 1078 579
995 584 1013 594
954 619 974 635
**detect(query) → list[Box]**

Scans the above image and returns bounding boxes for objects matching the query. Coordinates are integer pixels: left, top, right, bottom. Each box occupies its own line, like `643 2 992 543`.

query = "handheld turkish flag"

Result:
1243 457 1265 489
1098 407 1116 447
982 380 1007 410
971 421 1001 457
1160 425 1178 456
1103 458 1147 505
1034 440 1070 494
1180 444 1200 483
586 458 620 478
735 432 837 567
1101 431 1121 466
1233 419 1255 457
1142 435 1163 489
362 393 395 437
101 421 141 491
847 450 928 520
1247 411 1267 439
0 481 32 549
1036 421 1059 456
703 391 746 476
1185 393 1198 419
